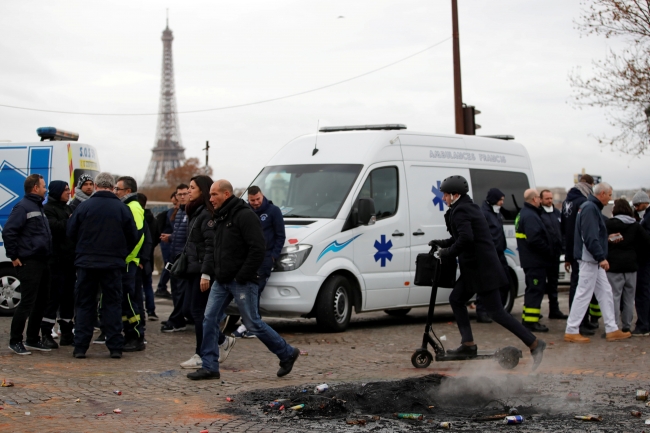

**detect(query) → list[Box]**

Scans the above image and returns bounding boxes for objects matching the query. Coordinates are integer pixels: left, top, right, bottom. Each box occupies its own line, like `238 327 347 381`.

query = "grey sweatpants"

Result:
607 272 637 331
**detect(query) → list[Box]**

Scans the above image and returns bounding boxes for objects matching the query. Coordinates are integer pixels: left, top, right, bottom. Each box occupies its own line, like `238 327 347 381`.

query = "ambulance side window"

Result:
357 167 398 220
469 169 529 223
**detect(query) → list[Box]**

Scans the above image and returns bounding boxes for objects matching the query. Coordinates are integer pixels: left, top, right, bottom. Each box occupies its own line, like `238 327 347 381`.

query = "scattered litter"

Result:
428 405 435 409
504 415 524 424
345 419 367 425
96 413 106 417
574 414 602 422
226 397 233 402
300 350 308 356
0 407 3 410
1 379 14 387
24 412 30 416
279 405 285 411
567 392 581 401
200 430 209 433
75 398 81 403
646 401 650 407
637 390 649 401
269 399 289 408
549 342 555 345
646 419 650 425
439 335 447 341
314 384 329 394
301 389 307 393
439 421 451 429
113 408 121 414
643 352 647 355
371 415 380 421
631 410 642 418
394 413 423 420
113 390 122 396
509 407 519 415
290 404 305 411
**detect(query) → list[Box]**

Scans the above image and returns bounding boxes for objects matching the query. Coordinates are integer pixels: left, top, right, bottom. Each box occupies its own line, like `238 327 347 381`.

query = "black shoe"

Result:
579 326 595 336
622 327 631 333
187 368 220 380
277 347 300 377
523 322 549 332
93 332 106 344
24 339 52 352
476 313 493 323
446 344 478 357
8 342 31 355
155 289 172 299
59 333 74 346
73 349 86 359
148 312 159 321
548 310 568 320
110 350 122 359
530 339 546 371
583 320 599 330
123 337 146 352
161 322 186 333
632 328 650 337
42 334 59 349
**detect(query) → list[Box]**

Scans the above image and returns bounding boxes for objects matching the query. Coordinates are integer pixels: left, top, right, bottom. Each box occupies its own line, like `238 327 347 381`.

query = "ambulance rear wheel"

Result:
0 266 20 316
411 349 433 368
316 275 352 332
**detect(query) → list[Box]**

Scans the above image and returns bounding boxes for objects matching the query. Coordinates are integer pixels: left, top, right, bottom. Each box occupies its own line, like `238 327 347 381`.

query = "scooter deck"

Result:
436 350 497 362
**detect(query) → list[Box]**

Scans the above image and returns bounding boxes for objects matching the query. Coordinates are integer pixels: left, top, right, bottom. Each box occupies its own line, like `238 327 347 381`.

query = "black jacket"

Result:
67 190 138 269
185 205 215 276
561 187 589 262
480 200 507 253
2 194 52 260
250 197 286 260
439 194 508 293
540 206 563 259
204 196 266 284
606 215 650 273
43 198 75 262
516 202 554 268
574 195 609 263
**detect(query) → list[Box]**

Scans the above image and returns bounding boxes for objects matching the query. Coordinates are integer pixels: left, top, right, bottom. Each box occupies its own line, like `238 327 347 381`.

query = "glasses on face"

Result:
113 187 127 192
176 192 189 197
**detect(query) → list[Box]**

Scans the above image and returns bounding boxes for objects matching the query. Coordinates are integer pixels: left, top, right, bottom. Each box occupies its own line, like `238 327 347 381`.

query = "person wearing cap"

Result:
476 187 510 323
40 181 76 349
633 190 650 336
429 175 546 370
69 174 94 212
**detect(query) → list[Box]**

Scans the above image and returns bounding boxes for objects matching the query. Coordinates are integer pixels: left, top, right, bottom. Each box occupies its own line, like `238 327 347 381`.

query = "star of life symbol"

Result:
432 181 445 211
373 235 393 267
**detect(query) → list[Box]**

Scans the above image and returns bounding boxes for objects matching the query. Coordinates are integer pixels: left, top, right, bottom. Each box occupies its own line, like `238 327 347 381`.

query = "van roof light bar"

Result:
319 124 407 133
480 135 515 141
36 127 79 141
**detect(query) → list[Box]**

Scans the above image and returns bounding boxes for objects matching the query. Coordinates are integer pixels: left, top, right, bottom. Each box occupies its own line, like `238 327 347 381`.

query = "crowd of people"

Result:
3 169 648 375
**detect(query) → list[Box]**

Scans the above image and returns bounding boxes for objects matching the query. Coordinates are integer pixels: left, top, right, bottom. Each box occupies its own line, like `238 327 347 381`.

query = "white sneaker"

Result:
180 353 202 369
218 336 237 363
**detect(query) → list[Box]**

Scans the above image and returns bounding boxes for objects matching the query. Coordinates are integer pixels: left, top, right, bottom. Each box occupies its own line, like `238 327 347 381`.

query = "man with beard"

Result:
69 174 94 212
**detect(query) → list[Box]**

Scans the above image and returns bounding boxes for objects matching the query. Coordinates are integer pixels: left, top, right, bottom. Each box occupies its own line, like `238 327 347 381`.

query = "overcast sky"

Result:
1 0 647 190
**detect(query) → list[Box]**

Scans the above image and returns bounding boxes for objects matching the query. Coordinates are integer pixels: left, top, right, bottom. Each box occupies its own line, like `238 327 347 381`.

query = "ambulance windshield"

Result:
248 164 363 218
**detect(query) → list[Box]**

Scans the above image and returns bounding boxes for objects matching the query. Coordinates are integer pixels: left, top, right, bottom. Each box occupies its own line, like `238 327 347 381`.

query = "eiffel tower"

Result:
143 16 185 187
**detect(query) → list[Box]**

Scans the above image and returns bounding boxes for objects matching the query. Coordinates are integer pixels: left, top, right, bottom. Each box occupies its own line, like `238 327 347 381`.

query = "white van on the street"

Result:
235 124 535 332
0 127 100 316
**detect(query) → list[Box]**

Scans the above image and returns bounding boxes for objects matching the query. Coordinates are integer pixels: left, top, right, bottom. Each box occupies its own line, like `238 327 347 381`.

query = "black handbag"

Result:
170 218 198 279
414 248 457 288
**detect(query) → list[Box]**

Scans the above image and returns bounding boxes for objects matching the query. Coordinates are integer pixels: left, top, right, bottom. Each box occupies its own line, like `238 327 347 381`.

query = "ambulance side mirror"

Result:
357 198 376 226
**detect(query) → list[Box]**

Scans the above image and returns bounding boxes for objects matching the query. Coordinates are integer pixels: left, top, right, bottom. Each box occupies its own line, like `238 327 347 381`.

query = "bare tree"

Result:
570 0 650 156
165 157 214 188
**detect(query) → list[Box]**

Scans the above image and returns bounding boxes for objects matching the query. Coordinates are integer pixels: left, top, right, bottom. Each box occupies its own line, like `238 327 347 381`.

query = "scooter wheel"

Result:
495 346 521 370
411 349 433 368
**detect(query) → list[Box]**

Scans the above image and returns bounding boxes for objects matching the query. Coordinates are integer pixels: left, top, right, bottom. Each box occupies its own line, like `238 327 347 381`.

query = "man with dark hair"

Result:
67 172 138 358
41 181 76 349
540 189 568 319
161 183 191 332
188 179 300 380
155 191 178 298
232 185 286 338
561 174 599 334
69 174 94 212
137 193 160 321
3 174 52 355
111 176 149 352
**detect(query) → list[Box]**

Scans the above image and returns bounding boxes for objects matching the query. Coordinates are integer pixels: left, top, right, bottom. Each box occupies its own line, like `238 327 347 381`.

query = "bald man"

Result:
515 189 555 332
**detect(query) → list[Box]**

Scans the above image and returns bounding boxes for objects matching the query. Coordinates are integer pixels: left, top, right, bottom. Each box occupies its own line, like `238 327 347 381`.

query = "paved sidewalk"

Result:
0 291 649 432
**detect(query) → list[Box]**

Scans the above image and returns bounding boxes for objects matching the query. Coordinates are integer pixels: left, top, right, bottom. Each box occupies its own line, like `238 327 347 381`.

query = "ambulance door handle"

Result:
412 229 425 236
392 230 404 237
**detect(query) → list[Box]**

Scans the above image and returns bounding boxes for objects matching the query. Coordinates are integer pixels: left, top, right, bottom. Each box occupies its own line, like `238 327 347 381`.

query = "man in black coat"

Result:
516 189 554 332
430 176 546 370
3 174 52 355
188 179 300 380
41 181 76 349
540 190 568 319
67 172 138 359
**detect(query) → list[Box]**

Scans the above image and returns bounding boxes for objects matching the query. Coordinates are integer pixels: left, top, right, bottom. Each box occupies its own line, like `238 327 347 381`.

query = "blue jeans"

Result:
201 279 294 372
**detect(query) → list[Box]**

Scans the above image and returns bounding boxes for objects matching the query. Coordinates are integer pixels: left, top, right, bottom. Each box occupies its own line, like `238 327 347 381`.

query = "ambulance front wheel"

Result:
315 275 352 333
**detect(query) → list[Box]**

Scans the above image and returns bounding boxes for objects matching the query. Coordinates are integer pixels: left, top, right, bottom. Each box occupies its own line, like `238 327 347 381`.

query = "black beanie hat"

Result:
486 188 505 205
48 180 68 201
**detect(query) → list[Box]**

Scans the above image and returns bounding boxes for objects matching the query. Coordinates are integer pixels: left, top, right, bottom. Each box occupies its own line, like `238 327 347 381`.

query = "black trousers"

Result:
74 268 124 351
523 267 547 323
545 263 560 311
476 252 509 315
167 275 189 327
450 276 536 347
121 264 144 341
41 261 76 335
10 258 50 345
635 261 650 333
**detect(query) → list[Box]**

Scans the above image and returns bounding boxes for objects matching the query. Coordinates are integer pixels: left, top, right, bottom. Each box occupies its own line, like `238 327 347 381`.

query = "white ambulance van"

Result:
236 124 535 332
0 127 100 316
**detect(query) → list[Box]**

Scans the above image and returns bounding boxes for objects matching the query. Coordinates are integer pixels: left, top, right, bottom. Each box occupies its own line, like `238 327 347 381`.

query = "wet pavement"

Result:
1 288 650 432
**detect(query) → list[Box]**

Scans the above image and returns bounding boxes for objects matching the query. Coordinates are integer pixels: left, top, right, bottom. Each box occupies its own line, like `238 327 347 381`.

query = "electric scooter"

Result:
410 248 522 370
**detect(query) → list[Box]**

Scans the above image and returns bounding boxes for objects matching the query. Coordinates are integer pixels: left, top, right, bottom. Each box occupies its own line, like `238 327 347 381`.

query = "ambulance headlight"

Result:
274 244 312 272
